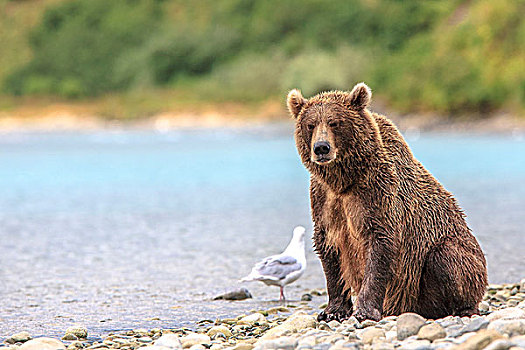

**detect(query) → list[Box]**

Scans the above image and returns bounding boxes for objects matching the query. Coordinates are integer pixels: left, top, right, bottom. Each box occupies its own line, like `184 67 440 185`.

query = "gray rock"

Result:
6 331 32 344
19 338 66 350
520 279 525 293
417 322 446 341
488 319 525 336
483 339 513 350
397 313 427 340
398 339 431 350
213 288 252 301
449 317 490 337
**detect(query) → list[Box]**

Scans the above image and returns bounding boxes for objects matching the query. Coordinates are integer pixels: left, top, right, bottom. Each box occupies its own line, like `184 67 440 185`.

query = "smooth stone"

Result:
460 317 490 334
141 347 172 350
207 326 232 338
238 313 266 325
301 294 313 301
20 338 66 350
65 326 88 339
360 327 386 344
297 336 317 347
480 302 490 312
417 322 446 341
188 345 205 350
487 308 525 321
398 339 431 350
213 288 252 301
261 314 317 339
454 329 503 350
232 343 254 350
6 331 32 344
66 341 84 350
255 336 297 350
328 320 341 329
138 336 153 343
180 333 211 349
511 335 525 347
397 313 426 340
361 320 377 328
520 279 525 293
62 334 78 341
483 339 513 350
155 334 182 348
488 320 525 336
371 342 395 350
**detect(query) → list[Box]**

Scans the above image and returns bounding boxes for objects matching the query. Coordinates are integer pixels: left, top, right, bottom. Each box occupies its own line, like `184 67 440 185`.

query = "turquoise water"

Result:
1 124 524 338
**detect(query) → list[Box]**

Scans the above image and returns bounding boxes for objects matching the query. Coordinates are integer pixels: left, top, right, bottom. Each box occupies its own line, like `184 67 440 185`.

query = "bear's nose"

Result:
313 141 331 156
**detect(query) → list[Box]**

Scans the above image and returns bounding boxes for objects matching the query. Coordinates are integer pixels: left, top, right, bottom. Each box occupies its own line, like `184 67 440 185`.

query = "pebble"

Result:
19 337 66 350
261 314 317 339
207 326 232 338
396 313 427 340
417 322 446 341
454 329 503 350
11 281 525 350
180 333 211 348
486 307 525 321
153 337 183 350
6 331 32 344
360 327 385 344
238 313 267 326
488 319 525 336
213 288 252 301
65 326 88 339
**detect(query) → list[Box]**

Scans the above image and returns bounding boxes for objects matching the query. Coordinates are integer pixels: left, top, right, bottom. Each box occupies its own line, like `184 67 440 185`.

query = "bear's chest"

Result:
321 191 365 248
321 190 367 292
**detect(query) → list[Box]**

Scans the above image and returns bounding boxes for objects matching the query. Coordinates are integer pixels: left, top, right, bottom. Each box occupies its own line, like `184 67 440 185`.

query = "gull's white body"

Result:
241 226 307 300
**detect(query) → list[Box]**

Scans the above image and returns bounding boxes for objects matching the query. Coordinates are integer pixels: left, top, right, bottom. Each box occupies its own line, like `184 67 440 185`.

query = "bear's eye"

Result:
307 124 315 131
329 121 340 128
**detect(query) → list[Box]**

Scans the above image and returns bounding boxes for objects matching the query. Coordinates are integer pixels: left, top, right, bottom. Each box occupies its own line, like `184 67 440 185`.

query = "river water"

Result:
1 124 524 339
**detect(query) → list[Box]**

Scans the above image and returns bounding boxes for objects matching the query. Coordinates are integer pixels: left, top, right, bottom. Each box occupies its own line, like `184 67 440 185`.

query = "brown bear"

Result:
287 83 488 322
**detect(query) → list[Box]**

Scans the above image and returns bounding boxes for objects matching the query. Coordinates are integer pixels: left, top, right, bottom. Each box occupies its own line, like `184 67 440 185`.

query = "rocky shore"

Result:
3 281 525 350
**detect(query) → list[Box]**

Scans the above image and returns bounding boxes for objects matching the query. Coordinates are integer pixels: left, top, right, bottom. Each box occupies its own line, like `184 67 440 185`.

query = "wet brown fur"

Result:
287 84 488 321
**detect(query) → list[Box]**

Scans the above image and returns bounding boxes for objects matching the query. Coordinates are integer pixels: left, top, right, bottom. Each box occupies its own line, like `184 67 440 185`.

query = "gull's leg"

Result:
280 286 285 301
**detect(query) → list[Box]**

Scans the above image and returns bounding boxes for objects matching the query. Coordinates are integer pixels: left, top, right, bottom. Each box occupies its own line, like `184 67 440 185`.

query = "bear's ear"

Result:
348 82 372 110
287 89 306 118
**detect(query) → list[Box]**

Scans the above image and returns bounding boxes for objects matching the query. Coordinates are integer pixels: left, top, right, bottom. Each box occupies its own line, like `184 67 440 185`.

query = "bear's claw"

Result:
318 302 353 322
352 305 382 322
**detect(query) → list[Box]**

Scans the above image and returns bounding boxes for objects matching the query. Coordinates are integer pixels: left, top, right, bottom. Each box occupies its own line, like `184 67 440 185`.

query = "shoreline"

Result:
0 102 524 134
3 281 524 350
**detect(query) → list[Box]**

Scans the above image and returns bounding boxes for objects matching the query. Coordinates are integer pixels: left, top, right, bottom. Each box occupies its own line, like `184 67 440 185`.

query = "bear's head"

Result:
288 83 383 192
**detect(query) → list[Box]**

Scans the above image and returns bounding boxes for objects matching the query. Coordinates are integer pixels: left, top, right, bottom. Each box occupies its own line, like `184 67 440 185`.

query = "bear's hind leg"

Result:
416 237 487 319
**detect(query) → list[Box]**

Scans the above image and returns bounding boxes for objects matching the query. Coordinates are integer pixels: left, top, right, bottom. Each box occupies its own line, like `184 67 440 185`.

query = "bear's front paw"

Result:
318 302 353 322
352 305 382 322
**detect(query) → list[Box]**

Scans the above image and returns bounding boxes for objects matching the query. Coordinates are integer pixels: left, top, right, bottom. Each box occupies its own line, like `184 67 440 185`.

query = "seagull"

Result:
240 226 307 301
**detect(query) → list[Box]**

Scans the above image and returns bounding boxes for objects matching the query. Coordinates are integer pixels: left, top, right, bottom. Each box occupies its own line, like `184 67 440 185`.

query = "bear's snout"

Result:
314 141 331 156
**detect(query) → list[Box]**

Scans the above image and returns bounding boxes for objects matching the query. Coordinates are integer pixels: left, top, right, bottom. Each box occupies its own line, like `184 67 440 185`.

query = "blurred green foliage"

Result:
2 0 524 114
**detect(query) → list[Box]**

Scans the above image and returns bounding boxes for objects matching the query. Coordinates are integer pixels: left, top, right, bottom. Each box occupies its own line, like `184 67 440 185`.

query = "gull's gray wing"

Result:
254 255 302 280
